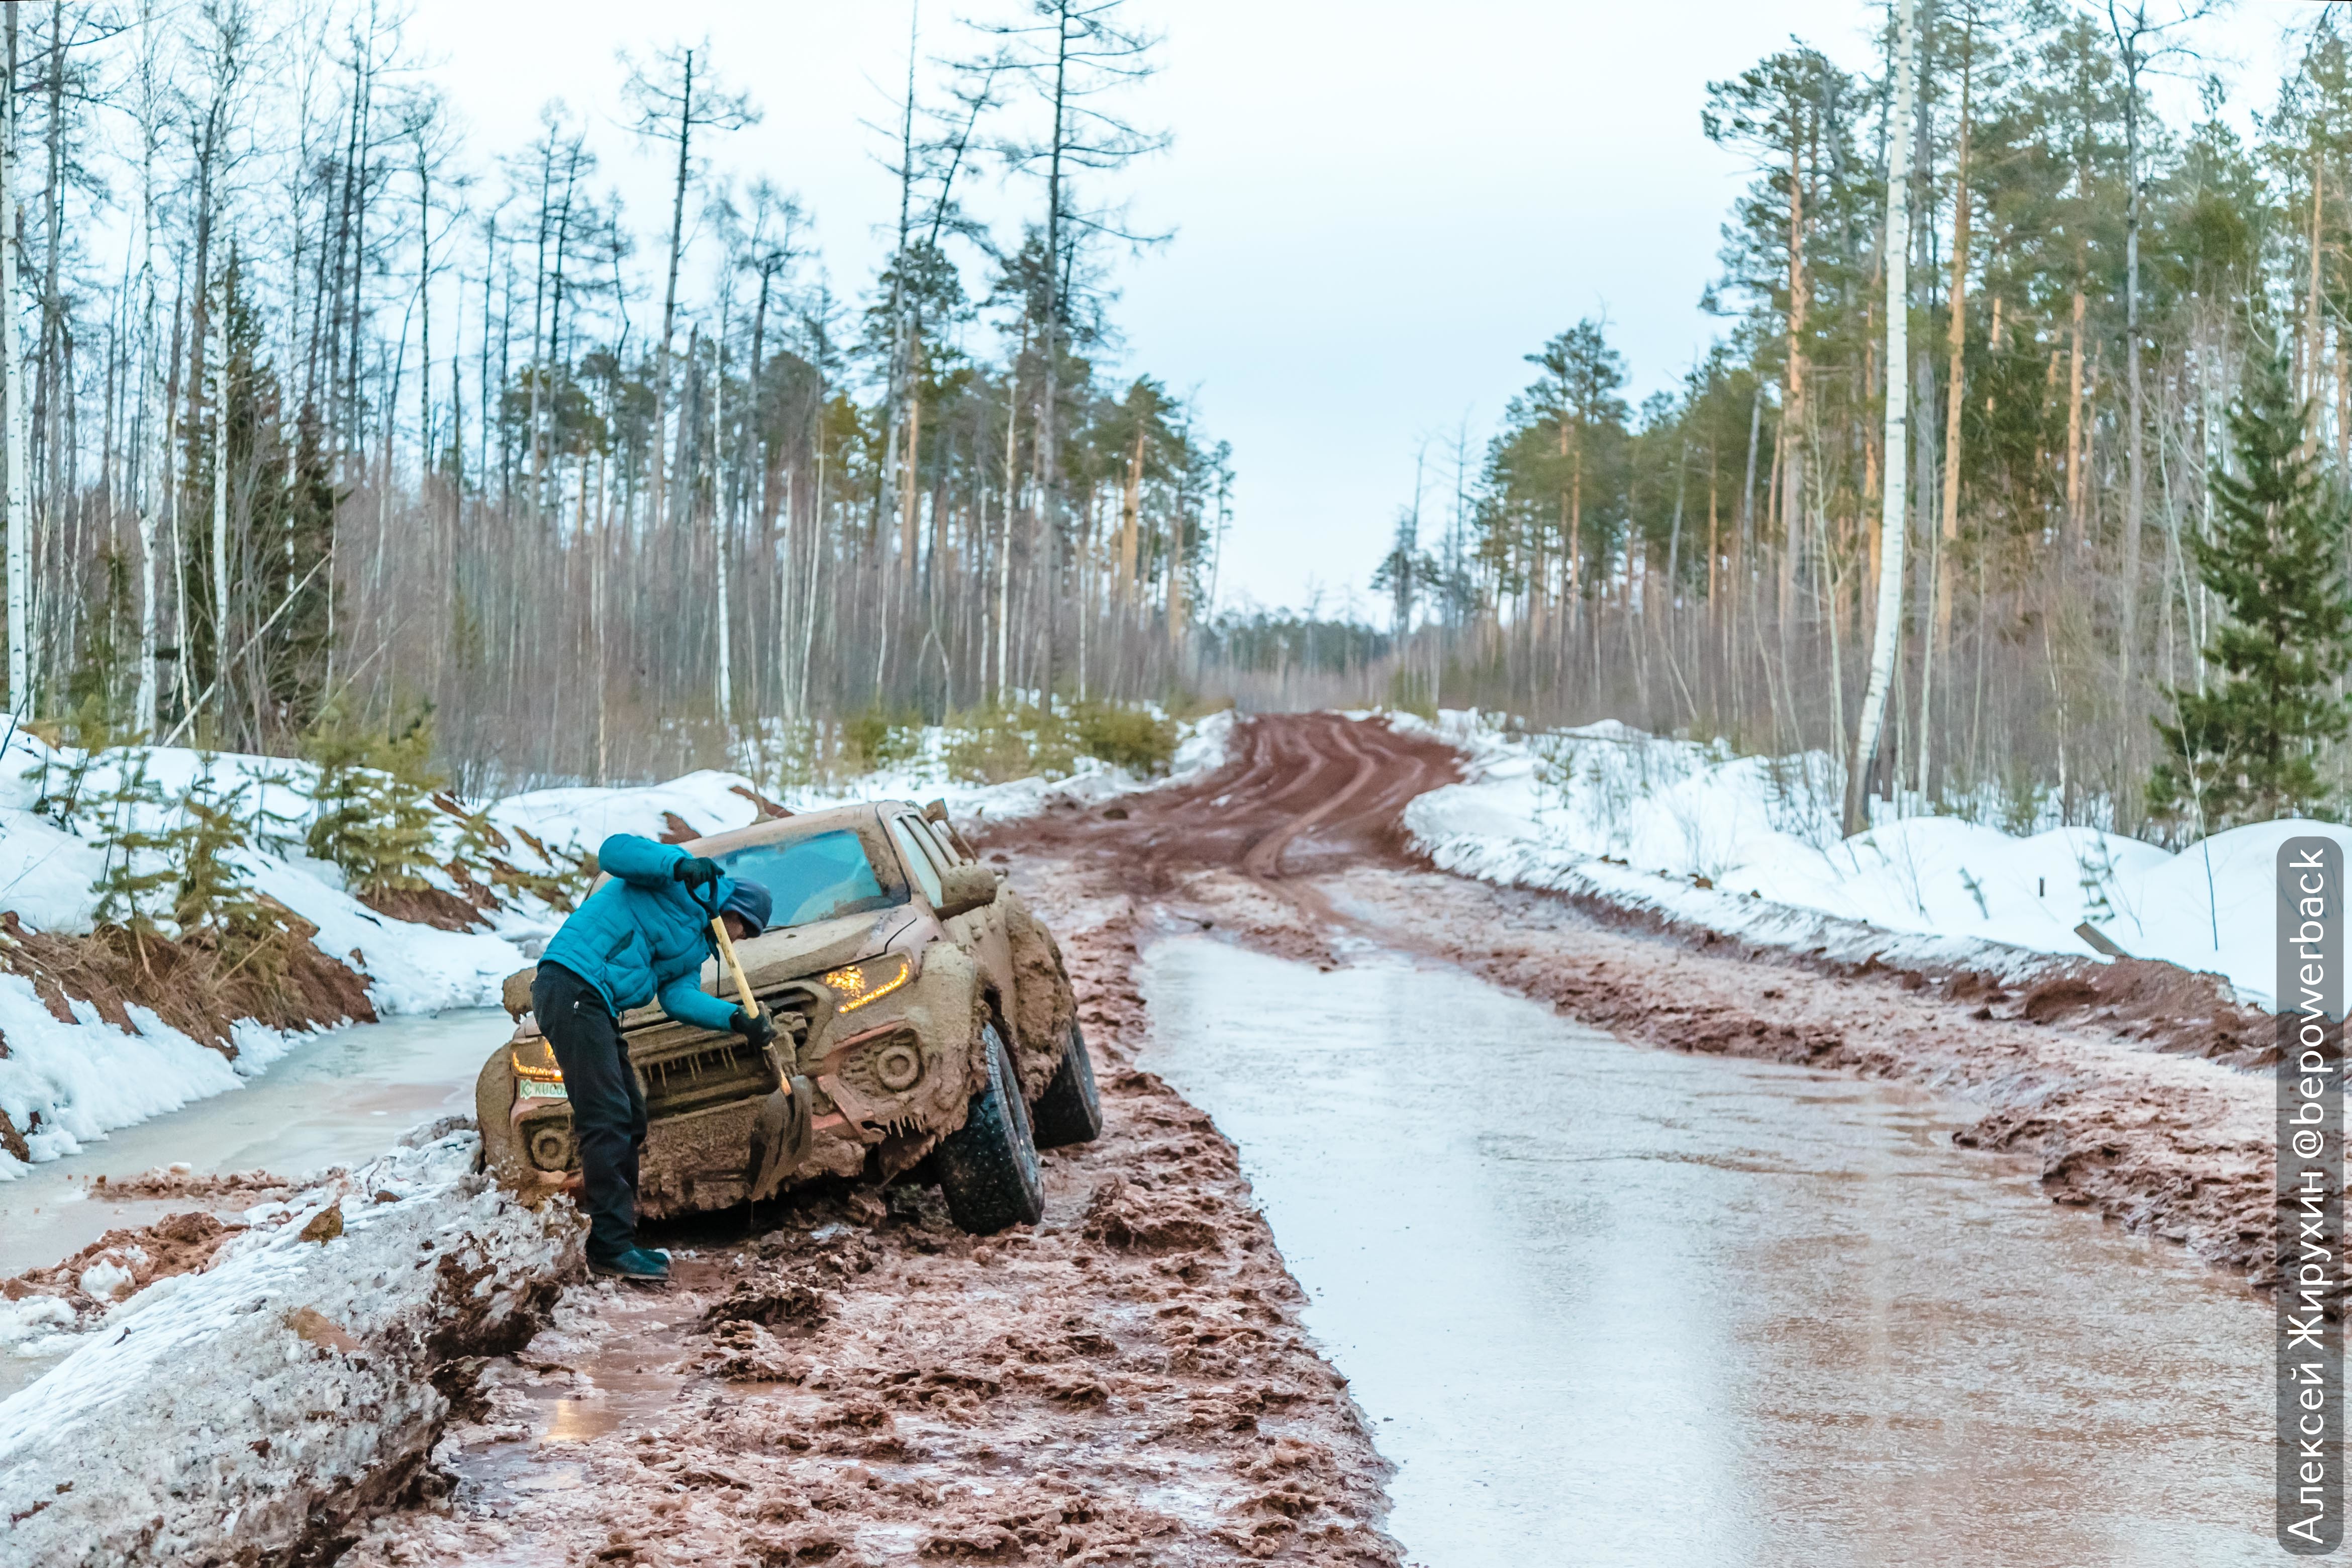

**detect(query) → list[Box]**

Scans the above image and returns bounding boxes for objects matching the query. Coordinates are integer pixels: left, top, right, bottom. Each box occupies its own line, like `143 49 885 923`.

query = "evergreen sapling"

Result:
2149 338 2352 830
87 750 174 937
303 707 445 901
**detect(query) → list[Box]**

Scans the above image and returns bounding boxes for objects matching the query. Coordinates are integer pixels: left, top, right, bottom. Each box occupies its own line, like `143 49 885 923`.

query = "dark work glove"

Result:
731 1006 777 1053
672 855 722 890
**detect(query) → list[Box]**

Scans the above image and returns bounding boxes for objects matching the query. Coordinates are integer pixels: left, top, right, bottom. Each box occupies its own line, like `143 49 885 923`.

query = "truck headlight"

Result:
823 953 912 1014
511 1039 566 1099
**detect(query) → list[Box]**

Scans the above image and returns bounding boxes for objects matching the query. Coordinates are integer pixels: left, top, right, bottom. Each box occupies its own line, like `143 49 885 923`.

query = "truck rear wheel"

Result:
935 1023 1045 1234
1029 1020 1103 1149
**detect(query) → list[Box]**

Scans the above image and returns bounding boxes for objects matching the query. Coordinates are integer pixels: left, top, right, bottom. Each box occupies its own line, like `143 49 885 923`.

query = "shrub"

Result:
944 713 1037 784
942 705 1085 785
1386 667 1437 720
1073 702 1179 776
86 750 174 934
171 767 268 936
303 706 445 899
841 707 923 773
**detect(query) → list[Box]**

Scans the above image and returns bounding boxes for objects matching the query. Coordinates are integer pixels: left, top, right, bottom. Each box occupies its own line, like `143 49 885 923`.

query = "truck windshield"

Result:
717 829 901 928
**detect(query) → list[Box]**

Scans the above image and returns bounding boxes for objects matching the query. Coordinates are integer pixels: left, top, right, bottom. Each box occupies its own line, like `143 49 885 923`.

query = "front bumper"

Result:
482 943 989 1216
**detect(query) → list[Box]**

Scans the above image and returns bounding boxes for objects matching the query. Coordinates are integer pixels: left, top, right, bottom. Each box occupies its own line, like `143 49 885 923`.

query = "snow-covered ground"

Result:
0 734 530 1180
1401 711 2326 1009
0 1121 576 1565
0 711 1236 1184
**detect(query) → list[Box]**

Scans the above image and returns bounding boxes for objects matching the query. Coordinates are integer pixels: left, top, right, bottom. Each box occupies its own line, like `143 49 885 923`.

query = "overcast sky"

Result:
410 0 2292 619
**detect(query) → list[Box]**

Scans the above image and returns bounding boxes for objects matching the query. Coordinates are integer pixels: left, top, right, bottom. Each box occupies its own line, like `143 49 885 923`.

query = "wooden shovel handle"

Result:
710 917 758 1014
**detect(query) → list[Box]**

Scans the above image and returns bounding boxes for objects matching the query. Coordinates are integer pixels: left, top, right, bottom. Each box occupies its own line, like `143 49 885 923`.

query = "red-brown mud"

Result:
347 829 1405 1566
1 1170 296 1319
0 1211 236 1310
0 903 376 1053
82 1164 291 1201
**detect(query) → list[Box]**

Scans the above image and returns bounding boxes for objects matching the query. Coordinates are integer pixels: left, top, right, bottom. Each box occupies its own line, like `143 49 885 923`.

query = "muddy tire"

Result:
935 1023 1045 1234
1029 1021 1102 1149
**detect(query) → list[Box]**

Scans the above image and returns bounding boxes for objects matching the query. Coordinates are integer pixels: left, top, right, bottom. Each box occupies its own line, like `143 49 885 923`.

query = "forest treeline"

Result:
0 0 1243 792
12 0 2341 835
1364 0 2345 841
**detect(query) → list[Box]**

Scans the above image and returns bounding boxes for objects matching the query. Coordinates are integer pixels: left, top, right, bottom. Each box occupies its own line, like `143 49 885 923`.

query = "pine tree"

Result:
26 696 122 830
171 767 269 937
303 706 446 901
87 751 174 935
2148 339 2352 830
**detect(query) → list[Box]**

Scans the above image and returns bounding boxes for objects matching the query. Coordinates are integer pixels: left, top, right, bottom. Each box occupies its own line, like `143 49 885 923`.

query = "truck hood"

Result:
610 907 918 1032
723 905 917 992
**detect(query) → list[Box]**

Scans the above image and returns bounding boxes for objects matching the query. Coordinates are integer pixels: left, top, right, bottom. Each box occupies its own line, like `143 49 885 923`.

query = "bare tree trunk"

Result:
1035 9 1075 706
2066 275 2087 546
996 326 1025 705
651 48 694 533
1845 0 1917 835
212 275 231 722
1 9 27 713
2114 2 2150 830
714 299 733 727
1922 13 1972 802
132 2 161 735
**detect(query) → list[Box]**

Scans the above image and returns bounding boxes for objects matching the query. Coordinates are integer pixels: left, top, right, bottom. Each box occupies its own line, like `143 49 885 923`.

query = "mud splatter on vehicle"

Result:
478 801 1101 1235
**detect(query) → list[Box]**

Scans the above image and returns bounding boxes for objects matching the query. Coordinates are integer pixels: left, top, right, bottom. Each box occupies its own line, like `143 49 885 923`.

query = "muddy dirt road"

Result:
177 711 2281 1563
985 711 2278 1560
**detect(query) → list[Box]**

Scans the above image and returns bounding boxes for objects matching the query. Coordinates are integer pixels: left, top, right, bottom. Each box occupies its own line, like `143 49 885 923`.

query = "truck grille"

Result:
638 1035 771 1118
625 998 813 1120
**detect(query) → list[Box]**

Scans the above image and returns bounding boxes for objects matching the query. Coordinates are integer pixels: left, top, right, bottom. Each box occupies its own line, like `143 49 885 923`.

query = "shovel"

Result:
696 881 813 1204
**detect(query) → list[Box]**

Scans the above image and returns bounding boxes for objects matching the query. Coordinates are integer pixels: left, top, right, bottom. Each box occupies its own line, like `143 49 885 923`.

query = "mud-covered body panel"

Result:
478 800 1077 1218
1001 887 1077 1100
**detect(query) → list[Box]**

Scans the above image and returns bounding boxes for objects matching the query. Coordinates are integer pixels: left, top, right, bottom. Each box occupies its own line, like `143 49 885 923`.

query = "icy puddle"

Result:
0 1008 508 1398
1136 935 2271 1567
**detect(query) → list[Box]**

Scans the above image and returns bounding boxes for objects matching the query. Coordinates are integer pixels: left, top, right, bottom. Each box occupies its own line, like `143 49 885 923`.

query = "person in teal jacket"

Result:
532 832 774 1281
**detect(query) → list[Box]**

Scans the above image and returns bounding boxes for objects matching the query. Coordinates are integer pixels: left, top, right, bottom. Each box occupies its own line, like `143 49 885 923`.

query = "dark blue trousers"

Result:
531 960 647 1263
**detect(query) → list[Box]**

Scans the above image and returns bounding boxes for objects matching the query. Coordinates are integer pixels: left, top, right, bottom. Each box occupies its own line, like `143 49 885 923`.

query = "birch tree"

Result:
0 6 31 715
1846 0 1920 835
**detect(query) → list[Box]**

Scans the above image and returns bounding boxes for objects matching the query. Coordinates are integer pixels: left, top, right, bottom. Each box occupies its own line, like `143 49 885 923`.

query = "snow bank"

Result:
0 730 526 1013
0 981 301 1175
0 1123 577 1566
0 730 530 1183
1402 712 2322 1008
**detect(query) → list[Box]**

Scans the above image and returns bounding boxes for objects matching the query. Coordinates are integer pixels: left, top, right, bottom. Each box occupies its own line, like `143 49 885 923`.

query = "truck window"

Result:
717 829 901 928
905 815 960 872
888 817 946 906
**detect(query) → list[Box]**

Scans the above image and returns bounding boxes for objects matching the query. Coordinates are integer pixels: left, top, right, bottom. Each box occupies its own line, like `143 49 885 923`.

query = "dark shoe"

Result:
590 1246 671 1282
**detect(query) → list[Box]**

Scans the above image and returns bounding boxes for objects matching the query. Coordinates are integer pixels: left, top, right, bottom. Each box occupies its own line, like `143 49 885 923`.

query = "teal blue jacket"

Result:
540 834 742 1033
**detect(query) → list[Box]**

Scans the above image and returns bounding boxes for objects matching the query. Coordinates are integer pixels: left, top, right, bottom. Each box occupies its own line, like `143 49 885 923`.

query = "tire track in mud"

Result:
990 711 2277 1303
1007 712 1457 893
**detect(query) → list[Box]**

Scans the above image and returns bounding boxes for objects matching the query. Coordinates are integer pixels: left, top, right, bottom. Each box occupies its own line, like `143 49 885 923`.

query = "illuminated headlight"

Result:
822 952 913 1014
511 1039 567 1099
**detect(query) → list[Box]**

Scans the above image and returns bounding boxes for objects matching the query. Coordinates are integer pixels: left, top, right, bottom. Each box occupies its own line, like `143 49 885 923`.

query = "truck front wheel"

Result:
935 1023 1045 1233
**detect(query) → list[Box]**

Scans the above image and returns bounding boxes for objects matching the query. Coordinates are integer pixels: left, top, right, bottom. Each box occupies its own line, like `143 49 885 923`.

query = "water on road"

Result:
0 1008 507 1401
1137 935 2271 1568
0 1008 506 1279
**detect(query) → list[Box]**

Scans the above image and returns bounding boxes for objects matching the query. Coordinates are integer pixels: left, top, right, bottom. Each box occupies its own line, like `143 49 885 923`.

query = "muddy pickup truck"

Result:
476 801 1101 1234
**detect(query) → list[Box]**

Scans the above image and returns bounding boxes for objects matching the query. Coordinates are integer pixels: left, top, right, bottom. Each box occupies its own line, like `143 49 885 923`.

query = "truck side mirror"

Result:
934 863 999 920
